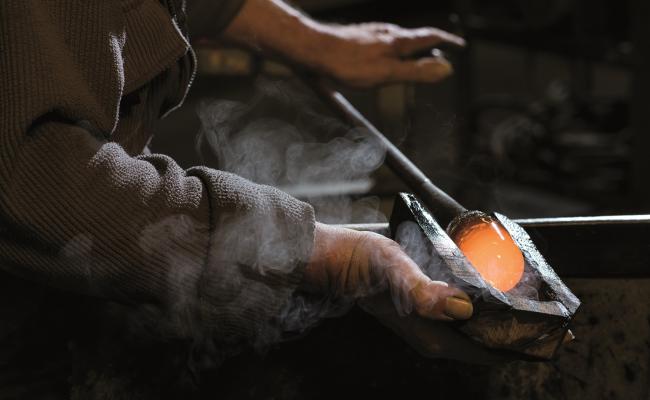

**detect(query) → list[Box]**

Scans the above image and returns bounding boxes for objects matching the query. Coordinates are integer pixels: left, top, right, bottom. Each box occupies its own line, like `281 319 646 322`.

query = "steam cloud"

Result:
53 79 392 396
57 78 547 396
192 78 541 356
190 78 388 353
195 78 387 223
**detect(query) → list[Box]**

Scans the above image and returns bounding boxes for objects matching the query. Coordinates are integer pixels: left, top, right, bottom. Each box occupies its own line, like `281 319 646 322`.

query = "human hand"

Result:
309 22 465 87
302 223 473 321
222 1 464 87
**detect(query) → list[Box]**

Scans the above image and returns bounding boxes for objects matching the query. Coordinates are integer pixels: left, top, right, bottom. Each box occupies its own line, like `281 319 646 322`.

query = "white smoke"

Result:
189 78 389 353
195 78 387 224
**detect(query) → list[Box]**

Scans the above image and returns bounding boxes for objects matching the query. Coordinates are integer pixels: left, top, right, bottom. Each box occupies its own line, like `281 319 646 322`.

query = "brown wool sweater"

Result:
0 0 315 396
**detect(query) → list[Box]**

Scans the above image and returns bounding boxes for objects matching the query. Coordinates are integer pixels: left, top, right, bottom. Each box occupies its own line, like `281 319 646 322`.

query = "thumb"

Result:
393 27 466 56
410 280 473 321
387 57 454 84
378 244 473 320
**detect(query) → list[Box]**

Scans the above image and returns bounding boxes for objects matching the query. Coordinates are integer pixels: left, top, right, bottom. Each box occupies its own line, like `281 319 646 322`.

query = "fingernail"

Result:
444 296 473 320
435 61 453 78
453 36 467 47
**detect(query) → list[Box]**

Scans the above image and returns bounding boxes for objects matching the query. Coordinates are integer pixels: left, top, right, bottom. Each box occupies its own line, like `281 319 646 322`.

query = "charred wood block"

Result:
389 193 581 359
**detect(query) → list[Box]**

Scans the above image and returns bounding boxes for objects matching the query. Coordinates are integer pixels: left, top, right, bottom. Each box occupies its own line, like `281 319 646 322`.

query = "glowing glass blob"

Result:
450 215 525 292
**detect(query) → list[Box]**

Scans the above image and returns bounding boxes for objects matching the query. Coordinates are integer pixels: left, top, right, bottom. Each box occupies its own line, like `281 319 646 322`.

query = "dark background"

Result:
154 0 649 221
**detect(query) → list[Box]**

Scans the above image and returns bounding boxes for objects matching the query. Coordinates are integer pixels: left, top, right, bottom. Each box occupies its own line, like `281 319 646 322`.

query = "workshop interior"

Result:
2 0 649 399
144 0 650 399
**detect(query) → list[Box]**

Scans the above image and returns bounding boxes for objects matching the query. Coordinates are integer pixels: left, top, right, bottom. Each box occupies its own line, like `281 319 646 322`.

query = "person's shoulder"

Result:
0 0 127 140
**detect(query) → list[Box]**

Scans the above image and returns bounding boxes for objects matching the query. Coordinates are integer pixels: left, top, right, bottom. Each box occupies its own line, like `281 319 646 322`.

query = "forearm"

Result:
222 0 331 70
1 120 210 303
218 0 463 86
1 117 316 344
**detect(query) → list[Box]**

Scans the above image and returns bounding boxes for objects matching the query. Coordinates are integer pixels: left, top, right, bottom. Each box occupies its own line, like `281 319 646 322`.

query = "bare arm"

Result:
220 0 465 86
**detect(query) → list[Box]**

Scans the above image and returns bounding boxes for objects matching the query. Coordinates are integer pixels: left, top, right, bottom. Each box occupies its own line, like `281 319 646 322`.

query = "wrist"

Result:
301 223 362 294
223 0 338 73
276 16 340 74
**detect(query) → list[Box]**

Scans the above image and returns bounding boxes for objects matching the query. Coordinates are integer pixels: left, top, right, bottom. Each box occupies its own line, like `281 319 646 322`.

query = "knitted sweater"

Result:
0 0 315 397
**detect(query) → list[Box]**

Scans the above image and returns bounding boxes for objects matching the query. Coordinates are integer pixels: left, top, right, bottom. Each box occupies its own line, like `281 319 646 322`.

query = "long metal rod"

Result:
312 82 466 226
312 82 650 277
337 216 650 278
337 215 650 232
514 214 650 226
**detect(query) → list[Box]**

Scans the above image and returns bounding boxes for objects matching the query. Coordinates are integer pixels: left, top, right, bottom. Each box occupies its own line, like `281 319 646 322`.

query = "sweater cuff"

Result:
187 167 315 349
185 0 247 38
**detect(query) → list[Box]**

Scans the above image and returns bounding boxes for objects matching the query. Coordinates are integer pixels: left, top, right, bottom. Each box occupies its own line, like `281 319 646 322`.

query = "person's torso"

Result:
0 1 197 398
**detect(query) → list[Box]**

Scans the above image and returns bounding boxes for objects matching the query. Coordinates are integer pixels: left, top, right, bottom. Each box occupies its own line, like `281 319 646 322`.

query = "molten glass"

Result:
449 213 525 292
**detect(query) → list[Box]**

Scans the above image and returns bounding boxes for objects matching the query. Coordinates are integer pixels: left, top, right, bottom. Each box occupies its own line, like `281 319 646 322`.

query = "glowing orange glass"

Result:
450 215 524 292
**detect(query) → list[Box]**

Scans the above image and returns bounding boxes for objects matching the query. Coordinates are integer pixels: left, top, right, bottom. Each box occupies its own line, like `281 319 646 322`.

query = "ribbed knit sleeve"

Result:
0 0 315 348
185 0 247 38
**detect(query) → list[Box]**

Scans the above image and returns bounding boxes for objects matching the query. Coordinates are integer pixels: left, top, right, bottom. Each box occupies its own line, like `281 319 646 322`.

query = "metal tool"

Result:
310 81 466 228
339 215 650 278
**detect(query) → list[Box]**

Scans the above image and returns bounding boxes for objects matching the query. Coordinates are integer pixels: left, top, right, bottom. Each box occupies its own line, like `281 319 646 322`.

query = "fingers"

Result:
392 27 465 56
411 281 473 321
385 25 462 83
346 233 473 321
386 56 454 84
378 243 473 321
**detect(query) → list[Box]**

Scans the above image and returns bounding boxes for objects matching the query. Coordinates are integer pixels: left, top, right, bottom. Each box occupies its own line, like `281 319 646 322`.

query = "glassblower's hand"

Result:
302 223 473 321
311 22 465 87
302 223 511 363
222 0 465 88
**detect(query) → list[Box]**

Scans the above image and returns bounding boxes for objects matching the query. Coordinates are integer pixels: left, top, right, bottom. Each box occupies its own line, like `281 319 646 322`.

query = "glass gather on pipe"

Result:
447 211 525 292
